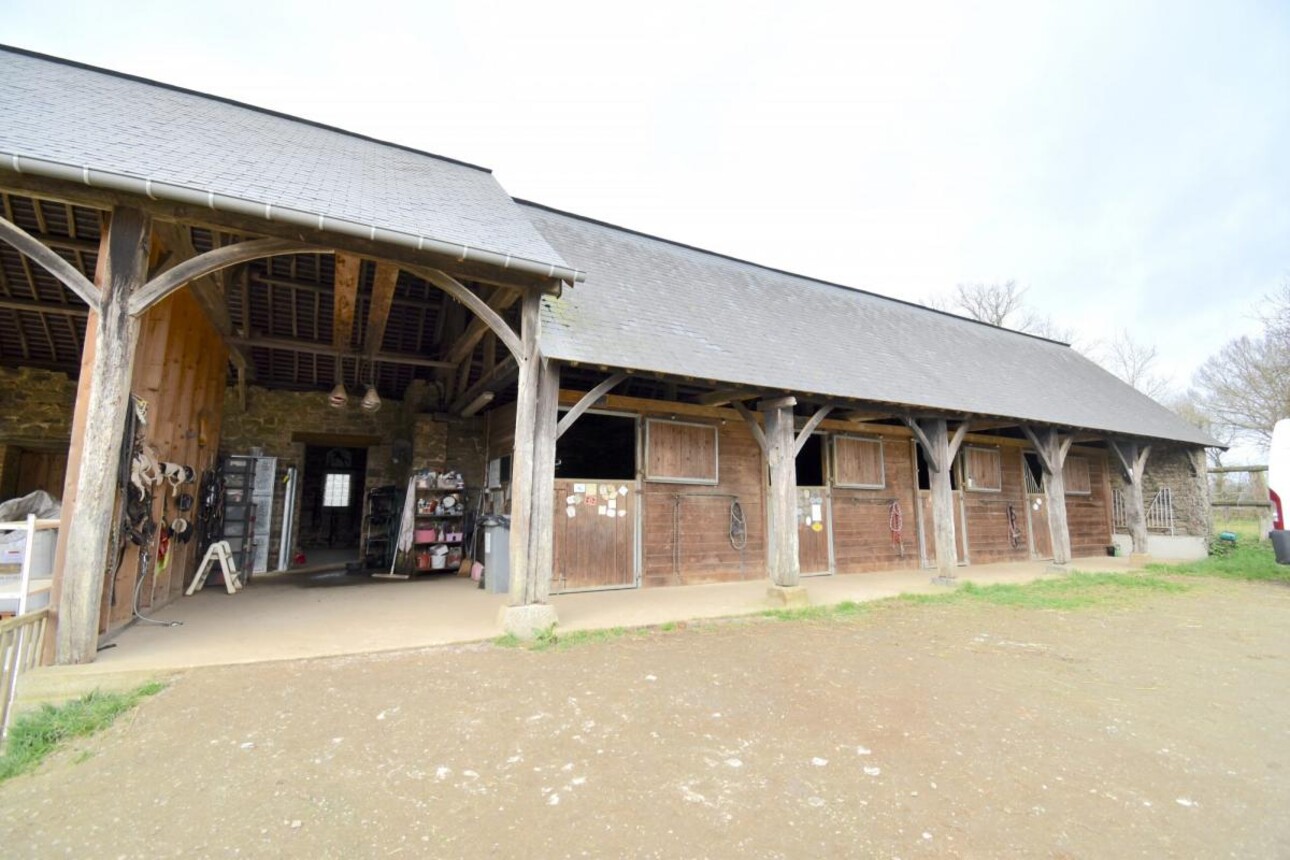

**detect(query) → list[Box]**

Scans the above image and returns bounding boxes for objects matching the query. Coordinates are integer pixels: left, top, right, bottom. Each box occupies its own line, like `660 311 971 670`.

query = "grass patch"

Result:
0 681 165 782
898 572 1189 611
1211 518 1267 543
761 599 870 622
1148 542 1288 583
494 625 643 652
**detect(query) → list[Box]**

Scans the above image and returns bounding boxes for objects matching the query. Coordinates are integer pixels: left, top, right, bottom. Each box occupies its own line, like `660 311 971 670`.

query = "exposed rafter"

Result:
0 214 99 310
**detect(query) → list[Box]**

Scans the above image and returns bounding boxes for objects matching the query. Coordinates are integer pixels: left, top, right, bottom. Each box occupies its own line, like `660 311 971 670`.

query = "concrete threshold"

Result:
15 556 1141 709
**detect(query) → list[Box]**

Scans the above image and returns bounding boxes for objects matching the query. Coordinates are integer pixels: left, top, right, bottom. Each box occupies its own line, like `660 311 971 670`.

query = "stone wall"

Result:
1109 443 1210 537
219 385 488 567
0 367 78 498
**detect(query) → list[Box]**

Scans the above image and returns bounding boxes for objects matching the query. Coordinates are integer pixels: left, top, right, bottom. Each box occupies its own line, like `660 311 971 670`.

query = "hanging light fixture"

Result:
360 359 382 413
328 355 348 409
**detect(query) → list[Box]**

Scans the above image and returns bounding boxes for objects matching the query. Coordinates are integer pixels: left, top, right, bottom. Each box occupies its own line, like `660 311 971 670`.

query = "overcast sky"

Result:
6 0 1288 393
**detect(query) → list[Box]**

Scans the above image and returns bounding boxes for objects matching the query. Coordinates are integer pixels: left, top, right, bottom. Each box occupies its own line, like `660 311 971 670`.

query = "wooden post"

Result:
506 290 541 607
527 357 560 604
1022 426 1074 565
761 396 800 589
923 419 958 582
1110 439 1151 556
54 207 151 664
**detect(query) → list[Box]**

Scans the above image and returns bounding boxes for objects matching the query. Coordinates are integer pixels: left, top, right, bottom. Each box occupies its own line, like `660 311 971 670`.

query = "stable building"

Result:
0 46 1217 665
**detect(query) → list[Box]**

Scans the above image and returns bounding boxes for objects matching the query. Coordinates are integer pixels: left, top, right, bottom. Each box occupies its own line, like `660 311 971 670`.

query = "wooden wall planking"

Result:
101 288 227 634
830 437 922 573
641 415 766 588
1065 452 1113 557
959 446 1031 564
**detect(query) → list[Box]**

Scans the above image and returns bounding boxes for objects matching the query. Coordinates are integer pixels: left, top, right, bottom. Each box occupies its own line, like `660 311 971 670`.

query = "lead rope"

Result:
888 500 904 558
1007 503 1023 549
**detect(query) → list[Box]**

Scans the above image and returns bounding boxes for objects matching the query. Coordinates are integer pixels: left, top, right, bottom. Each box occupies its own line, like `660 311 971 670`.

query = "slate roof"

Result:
0 46 570 275
525 202 1217 447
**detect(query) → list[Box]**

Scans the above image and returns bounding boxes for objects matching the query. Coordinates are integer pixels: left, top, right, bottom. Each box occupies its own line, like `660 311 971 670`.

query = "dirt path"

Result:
3 578 1289 858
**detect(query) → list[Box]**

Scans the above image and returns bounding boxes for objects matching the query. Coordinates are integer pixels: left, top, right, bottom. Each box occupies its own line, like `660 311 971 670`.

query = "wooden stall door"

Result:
553 478 636 592
797 487 832 575
1027 493 1052 559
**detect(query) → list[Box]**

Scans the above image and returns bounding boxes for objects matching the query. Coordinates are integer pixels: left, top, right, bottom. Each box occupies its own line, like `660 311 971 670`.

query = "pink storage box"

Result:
415 528 438 543
445 531 464 542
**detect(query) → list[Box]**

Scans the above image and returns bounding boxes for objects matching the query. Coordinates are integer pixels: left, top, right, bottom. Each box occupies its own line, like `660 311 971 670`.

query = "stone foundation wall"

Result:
1109 443 1210 538
219 386 488 566
0 367 78 499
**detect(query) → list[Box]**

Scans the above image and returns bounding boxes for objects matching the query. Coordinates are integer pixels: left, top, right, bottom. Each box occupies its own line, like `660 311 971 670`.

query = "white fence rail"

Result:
1 608 48 736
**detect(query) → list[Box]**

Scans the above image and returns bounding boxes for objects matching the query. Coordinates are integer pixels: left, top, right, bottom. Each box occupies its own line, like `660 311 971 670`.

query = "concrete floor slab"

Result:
17 556 1141 701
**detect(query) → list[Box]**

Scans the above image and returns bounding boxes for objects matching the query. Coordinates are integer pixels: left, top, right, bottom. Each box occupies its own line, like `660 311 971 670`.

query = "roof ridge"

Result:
0 43 493 175
515 197 1072 348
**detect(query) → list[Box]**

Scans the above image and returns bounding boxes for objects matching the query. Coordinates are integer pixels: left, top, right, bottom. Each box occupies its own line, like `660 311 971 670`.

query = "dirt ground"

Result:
2 578 1288 859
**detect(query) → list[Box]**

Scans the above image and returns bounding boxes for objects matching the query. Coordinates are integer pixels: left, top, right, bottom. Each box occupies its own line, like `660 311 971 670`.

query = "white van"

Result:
1270 419 1289 563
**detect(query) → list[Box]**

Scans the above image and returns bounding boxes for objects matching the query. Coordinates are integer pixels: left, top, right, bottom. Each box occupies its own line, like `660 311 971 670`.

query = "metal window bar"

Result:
1112 489 1128 530
1146 487 1175 535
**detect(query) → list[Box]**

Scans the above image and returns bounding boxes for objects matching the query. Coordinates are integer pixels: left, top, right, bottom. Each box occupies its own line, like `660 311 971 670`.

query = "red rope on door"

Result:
888 500 904 557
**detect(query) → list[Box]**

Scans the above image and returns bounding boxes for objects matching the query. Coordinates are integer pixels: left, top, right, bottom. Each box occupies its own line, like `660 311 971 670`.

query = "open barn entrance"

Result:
299 444 368 568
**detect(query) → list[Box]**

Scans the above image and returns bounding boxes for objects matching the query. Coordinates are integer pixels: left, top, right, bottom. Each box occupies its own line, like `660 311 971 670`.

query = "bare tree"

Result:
1193 278 1290 449
1092 329 1172 400
928 280 1075 342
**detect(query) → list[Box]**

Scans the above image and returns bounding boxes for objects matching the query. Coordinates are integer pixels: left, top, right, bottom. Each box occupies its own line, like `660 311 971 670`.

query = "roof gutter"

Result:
0 151 586 284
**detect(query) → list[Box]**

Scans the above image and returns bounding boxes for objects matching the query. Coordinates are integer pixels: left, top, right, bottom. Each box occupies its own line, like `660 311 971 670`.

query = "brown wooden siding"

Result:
831 437 922 573
961 446 1030 564
642 416 765 588
100 288 227 633
1066 451 1113 557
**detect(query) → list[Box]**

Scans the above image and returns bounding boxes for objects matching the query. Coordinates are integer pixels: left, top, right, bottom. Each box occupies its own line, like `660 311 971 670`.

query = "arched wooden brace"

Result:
404 264 526 364
128 238 323 316
0 215 101 311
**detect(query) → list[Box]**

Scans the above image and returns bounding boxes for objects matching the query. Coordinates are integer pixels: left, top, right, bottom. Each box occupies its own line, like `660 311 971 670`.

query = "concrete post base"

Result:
498 603 559 640
765 585 809 608
1128 552 1153 567
1045 562 1069 574
930 575 958 587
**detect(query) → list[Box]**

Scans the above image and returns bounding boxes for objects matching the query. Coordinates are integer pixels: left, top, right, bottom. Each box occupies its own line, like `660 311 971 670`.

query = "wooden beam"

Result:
364 263 398 356
732 401 767 453
507 291 541 606
762 399 800 588
1019 425 1054 475
443 287 521 366
696 387 765 407
54 206 151 664
448 355 518 414
1109 439 1152 555
128 238 320 316
919 418 959 581
757 395 797 412
405 265 525 363
149 223 247 370
233 336 453 369
331 253 361 352
1021 425 1073 564
555 372 627 441
902 417 940 473
0 297 88 317
527 357 560 604
948 420 972 462
0 215 100 311
793 405 834 456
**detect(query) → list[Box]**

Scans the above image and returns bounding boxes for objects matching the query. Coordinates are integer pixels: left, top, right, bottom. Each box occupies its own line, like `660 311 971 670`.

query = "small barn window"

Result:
963 446 1002 493
645 419 718 484
1064 456 1092 495
832 436 885 489
322 472 352 507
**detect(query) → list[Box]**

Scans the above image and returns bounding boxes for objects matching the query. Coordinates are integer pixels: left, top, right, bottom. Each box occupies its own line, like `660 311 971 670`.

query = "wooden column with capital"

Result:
761 396 800 588
53 207 152 664
1022 426 1074 565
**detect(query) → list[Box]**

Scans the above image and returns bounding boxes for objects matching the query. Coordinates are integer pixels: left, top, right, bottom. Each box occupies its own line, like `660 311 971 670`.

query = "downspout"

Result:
0 152 586 285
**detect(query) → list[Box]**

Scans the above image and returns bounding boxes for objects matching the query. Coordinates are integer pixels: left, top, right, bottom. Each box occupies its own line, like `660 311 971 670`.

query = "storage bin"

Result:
415 528 437 543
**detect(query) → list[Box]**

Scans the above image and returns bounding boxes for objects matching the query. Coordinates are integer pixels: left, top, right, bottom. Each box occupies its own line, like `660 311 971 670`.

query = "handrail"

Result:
1 607 50 737
0 518 60 531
